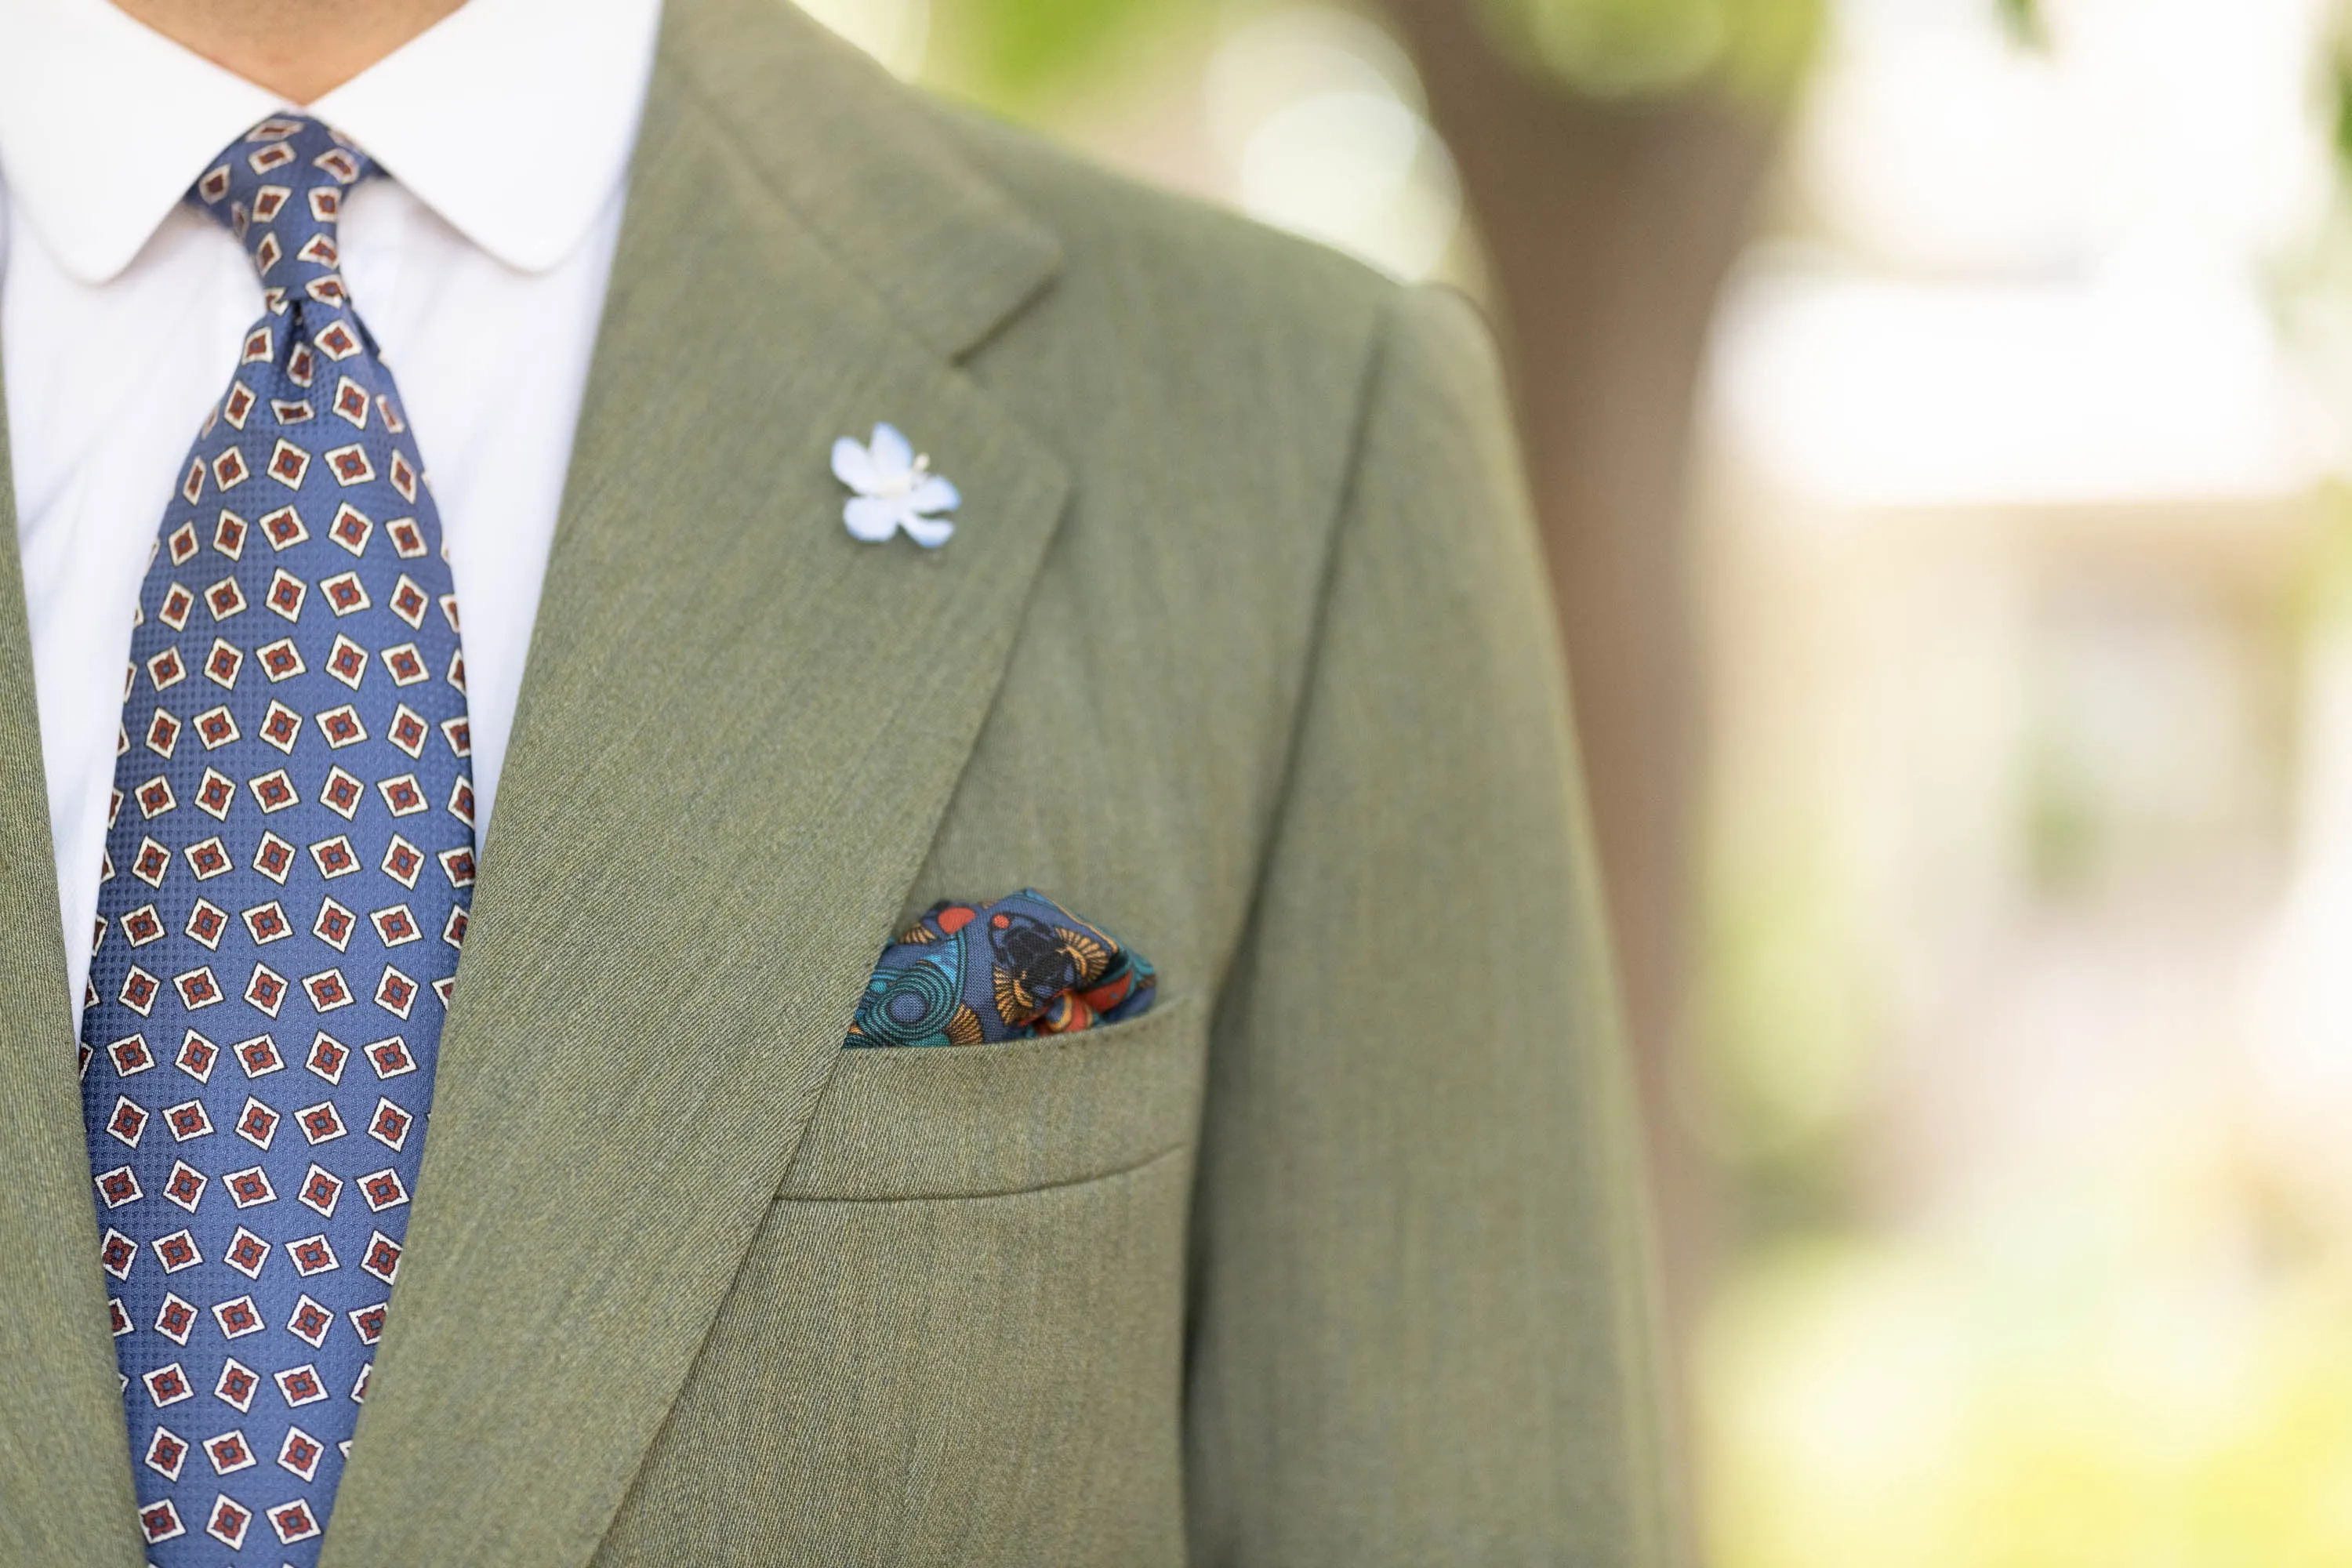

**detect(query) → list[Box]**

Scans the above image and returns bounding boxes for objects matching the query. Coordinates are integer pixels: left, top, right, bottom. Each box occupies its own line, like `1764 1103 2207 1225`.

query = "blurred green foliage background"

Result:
928 0 1823 106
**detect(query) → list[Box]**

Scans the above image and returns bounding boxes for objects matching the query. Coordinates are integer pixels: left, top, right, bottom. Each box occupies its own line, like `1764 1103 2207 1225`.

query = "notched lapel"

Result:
318 7 1070 1567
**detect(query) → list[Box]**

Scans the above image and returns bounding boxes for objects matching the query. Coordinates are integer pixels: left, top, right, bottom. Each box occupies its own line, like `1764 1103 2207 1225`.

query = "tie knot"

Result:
188 114 375 313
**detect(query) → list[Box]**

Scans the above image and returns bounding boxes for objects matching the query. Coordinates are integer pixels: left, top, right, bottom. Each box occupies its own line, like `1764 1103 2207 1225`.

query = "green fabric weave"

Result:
0 1 1679 1562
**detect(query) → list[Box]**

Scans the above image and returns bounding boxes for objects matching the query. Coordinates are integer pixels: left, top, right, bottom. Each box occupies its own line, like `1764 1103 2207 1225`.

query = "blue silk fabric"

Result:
847 891 1156 1047
79 117 473 1563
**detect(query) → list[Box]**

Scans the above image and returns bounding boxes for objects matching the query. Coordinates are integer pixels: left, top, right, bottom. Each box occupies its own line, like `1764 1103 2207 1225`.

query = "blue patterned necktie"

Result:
79 115 474 1562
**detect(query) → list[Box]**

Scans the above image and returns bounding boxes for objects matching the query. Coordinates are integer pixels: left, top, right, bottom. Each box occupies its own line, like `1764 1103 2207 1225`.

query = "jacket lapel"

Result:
0 410 147 1563
318 4 1069 1564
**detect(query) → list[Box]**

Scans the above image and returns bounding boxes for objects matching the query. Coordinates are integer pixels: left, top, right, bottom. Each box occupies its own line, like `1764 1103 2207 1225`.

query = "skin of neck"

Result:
111 0 470 102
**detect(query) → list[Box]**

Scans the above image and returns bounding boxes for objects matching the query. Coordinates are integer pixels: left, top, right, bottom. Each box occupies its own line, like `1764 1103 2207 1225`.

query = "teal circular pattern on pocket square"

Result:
847 890 1156 1047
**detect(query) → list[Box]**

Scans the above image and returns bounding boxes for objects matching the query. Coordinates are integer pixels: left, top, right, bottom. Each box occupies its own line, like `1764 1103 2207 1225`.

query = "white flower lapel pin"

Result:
832 422 960 548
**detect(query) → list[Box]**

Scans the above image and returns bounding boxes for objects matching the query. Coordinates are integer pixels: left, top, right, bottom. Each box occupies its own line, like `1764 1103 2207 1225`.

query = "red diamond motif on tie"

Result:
79 115 472 1564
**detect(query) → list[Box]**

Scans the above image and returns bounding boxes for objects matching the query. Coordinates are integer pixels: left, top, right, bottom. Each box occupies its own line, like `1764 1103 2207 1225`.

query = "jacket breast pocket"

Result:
600 995 1208 1566
775 993 1207 1201
602 1001 1214 1561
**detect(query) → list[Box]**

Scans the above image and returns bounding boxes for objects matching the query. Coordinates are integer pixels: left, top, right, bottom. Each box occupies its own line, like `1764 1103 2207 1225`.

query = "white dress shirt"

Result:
0 0 663 1029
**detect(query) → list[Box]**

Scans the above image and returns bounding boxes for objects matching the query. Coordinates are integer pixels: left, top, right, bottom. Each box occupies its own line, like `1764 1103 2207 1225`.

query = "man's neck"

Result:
109 0 468 102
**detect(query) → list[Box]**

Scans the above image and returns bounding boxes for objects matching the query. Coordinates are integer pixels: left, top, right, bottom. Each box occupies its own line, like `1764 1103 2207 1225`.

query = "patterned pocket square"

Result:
846 890 1156 1047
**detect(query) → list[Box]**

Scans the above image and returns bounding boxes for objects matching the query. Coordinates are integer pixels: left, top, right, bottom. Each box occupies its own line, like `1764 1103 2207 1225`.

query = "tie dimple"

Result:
82 114 474 1563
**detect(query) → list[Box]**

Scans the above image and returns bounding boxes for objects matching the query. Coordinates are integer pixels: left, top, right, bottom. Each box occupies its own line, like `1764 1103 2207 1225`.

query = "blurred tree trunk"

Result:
1385 0 1778 1346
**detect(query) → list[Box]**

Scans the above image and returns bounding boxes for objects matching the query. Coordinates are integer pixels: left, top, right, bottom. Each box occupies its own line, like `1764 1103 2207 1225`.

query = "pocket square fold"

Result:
846 890 1157 1047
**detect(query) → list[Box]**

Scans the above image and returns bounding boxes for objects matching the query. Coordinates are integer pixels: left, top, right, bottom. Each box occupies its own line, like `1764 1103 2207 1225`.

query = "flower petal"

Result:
831 436 880 494
900 512 956 549
843 495 902 542
907 475 960 514
869 422 914 480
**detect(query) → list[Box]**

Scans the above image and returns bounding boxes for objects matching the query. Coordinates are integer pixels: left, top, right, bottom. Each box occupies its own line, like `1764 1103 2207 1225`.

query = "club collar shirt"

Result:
0 0 663 1031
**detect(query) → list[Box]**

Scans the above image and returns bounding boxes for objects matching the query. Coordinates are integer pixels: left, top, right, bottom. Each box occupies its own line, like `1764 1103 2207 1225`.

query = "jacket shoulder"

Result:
920 98 1403 390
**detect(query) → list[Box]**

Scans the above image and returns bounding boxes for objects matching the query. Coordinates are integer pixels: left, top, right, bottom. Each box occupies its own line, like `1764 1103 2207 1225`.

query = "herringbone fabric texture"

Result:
78 115 474 1562
0 8 1680 1562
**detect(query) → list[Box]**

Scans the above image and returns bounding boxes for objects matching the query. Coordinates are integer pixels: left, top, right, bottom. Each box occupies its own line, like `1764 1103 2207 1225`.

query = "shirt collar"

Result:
0 0 662 284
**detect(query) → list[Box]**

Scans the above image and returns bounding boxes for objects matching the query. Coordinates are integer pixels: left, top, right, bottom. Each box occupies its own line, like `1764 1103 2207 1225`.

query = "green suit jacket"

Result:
0 1 1677 1562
